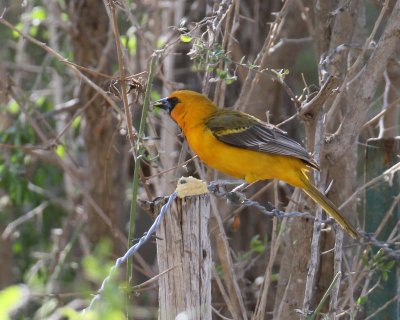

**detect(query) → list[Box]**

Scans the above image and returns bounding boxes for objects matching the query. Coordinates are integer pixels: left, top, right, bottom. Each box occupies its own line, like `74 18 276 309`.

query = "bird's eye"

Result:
168 97 180 108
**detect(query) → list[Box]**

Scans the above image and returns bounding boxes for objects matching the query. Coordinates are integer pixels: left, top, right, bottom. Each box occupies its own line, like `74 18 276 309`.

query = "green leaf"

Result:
356 295 368 305
12 242 22 254
120 35 137 54
34 298 58 319
180 34 192 43
56 145 65 158
61 13 69 22
215 264 223 277
225 75 237 85
271 273 279 282
82 240 113 282
0 285 29 319
150 90 161 102
31 7 47 24
83 255 105 282
7 100 20 114
29 25 39 37
216 69 228 79
12 23 23 39
156 37 166 49
72 115 81 129
250 234 266 253
384 260 396 271
271 68 290 79
103 310 126 320
35 96 46 107
61 307 96 320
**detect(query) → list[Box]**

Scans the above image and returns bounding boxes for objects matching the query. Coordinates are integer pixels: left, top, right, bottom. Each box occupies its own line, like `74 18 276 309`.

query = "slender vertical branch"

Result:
252 181 283 319
108 0 136 150
307 272 342 320
127 53 158 286
302 97 325 317
214 0 239 107
329 228 343 319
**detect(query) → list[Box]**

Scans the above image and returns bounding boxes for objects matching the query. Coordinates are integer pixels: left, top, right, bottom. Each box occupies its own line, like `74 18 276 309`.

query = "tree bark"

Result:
314 1 366 312
66 0 129 252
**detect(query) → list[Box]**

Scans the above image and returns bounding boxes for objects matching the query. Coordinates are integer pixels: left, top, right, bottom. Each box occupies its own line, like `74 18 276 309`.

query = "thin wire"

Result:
83 192 177 312
208 181 314 219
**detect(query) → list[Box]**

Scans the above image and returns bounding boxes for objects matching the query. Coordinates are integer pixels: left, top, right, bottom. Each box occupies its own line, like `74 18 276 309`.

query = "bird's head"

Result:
154 90 218 129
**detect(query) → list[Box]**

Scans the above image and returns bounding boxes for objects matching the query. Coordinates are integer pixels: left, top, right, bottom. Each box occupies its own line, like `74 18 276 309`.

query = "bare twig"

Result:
144 156 198 181
268 37 313 53
363 296 399 320
212 264 237 319
299 76 341 118
307 272 342 320
302 207 322 317
252 184 284 319
340 161 400 210
2 202 49 239
329 228 344 319
231 61 301 108
359 232 400 260
274 275 292 319
361 96 400 131
132 265 178 291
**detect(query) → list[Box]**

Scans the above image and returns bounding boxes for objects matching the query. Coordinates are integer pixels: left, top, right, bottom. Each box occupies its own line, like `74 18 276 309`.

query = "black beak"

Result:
153 98 172 113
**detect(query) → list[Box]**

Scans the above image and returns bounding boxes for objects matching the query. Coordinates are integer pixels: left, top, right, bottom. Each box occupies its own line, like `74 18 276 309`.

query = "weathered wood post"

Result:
156 177 212 320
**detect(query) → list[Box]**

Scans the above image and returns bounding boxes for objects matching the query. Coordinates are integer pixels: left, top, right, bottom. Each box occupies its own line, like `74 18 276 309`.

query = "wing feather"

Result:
206 110 319 170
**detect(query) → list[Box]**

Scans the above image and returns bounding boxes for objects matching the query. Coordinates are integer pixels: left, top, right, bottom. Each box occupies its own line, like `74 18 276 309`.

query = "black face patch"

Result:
154 96 181 113
168 97 180 110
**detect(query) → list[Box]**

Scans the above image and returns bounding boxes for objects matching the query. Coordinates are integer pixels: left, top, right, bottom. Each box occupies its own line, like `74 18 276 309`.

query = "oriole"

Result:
155 90 359 239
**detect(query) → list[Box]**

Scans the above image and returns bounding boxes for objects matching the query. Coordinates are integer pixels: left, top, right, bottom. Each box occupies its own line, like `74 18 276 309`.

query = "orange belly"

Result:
184 125 309 188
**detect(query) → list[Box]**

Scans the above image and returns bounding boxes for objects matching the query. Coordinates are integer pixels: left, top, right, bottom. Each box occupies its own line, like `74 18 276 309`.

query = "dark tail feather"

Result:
302 181 360 239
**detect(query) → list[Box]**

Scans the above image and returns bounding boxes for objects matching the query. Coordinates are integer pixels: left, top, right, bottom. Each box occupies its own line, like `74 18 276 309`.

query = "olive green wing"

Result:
205 110 319 170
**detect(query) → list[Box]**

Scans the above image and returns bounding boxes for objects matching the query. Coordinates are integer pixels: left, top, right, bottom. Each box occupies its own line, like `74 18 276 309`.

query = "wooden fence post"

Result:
156 177 212 320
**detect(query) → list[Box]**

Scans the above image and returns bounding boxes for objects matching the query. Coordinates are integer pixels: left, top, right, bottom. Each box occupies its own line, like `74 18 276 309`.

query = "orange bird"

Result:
155 90 359 239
